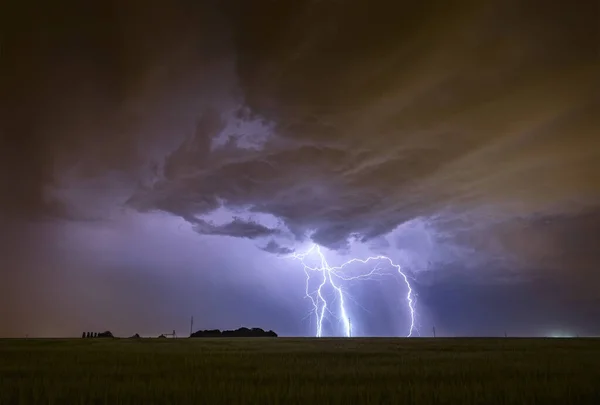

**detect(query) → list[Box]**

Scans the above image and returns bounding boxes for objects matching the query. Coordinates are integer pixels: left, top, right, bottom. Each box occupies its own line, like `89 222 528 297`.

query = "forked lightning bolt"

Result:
288 244 416 337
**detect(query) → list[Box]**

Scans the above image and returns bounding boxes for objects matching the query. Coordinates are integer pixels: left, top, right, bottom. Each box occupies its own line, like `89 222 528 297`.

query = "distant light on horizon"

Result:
548 331 576 338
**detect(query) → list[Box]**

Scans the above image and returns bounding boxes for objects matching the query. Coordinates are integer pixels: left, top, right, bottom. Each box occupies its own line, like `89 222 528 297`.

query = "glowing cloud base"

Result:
288 244 416 337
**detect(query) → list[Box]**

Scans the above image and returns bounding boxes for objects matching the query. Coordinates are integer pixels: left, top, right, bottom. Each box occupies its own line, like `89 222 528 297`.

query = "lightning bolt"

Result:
288 244 416 337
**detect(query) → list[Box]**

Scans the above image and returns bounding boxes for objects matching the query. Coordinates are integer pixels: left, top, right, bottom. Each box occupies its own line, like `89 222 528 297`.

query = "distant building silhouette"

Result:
190 327 277 338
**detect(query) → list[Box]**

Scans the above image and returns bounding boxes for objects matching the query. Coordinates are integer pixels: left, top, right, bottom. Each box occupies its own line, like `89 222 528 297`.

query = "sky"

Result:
1 0 599 338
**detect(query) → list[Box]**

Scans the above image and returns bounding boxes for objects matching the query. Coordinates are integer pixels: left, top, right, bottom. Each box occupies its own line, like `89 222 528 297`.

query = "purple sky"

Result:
1 0 599 337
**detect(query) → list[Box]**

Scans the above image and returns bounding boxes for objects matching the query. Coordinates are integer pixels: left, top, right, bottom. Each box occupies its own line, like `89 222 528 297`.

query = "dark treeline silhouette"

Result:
81 331 114 338
78 328 276 339
190 327 277 338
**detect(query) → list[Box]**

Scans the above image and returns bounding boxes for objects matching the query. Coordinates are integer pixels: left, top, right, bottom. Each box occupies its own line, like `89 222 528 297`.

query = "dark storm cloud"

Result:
261 240 295 256
1 0 234 218
3 1 598 251
192 217 279 239
125 1 599 258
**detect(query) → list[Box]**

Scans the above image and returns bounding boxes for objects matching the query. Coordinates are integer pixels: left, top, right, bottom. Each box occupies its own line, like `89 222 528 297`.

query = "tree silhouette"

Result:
190 327 278 338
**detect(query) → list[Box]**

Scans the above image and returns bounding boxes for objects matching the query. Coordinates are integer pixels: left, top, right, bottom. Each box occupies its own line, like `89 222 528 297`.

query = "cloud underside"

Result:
192 217 278 239
5 1 599 263
261 240 295 255
125 2 599 253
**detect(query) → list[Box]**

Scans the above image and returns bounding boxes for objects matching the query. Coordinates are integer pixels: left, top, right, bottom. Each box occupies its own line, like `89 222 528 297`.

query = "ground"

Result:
1 337 599 404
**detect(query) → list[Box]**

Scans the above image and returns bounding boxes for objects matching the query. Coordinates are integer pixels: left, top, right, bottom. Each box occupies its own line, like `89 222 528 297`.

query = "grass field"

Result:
1 337 599 404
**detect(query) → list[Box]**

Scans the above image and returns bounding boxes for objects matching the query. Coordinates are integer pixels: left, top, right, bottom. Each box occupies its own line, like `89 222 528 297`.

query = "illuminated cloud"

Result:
117 2 599 264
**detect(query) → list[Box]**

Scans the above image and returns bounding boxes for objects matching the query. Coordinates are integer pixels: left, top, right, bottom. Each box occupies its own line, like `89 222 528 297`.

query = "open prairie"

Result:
1 338 599 404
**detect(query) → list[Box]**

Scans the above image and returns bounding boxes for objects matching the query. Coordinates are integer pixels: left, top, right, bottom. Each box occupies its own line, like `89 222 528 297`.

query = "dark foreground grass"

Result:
1 338 599 405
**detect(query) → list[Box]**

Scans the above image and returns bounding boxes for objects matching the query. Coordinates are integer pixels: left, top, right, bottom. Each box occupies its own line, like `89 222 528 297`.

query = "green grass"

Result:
1 338 599 404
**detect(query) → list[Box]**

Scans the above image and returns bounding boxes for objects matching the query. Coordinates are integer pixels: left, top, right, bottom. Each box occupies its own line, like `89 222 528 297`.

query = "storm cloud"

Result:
261 240 295 256
126 1 599 262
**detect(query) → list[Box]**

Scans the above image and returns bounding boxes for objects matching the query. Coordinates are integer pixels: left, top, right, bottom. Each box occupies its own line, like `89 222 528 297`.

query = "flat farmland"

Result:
1 338 599 404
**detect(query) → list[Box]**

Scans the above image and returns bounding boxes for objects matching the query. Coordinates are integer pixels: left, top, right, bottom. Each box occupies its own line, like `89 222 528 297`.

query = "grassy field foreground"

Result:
1 337 599 404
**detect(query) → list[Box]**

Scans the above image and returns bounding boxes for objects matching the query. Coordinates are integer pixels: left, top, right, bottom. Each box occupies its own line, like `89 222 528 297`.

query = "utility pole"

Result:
190 316 194 336
432 326 436 338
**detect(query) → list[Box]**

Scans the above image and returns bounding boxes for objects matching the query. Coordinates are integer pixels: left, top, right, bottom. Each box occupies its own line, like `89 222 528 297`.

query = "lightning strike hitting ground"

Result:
289 244 416 337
